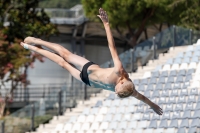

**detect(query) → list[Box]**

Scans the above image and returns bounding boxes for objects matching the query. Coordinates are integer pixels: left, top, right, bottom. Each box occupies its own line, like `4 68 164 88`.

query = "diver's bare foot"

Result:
24 36 41 44
20 42 39 51
20 42 30 49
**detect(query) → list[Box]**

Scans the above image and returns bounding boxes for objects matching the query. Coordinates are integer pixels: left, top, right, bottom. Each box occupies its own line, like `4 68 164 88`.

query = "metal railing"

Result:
41 4 87 25
0 81 102 133
4 4 87 26
43 4 83 18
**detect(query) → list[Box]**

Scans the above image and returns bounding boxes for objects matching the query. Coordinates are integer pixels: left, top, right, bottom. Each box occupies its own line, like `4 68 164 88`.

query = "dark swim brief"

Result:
80 62 95 86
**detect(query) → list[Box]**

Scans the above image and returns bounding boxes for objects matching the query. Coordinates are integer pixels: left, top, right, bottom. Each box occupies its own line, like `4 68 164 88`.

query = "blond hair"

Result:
117 80 134 98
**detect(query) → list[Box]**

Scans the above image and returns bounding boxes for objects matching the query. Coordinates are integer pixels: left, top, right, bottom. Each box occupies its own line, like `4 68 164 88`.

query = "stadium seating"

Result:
31 41 200 133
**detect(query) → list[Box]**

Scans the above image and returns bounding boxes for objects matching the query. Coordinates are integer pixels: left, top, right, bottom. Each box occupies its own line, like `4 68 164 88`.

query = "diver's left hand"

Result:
150 103 163 115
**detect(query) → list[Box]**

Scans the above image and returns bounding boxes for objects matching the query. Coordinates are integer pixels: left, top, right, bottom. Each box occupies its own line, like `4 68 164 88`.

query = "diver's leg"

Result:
20 42 82 81
24 37 90 71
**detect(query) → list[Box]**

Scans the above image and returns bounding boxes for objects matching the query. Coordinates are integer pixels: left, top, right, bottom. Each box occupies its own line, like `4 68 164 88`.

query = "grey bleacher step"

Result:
147 62 166 67
49 118 68 124
129 73 144 80
137 66 155 72
36 126 55 132
158 52 177 58
169 45 188 51
158 55 176 60
147 58 168 65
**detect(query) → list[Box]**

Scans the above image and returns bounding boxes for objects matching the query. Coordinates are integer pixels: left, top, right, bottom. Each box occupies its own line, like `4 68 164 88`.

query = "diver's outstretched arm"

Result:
98 8 123 74
132 91 163 115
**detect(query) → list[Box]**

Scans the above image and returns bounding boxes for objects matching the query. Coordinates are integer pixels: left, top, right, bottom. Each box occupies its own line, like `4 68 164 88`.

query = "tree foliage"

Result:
0 0 57 117
82 0 200 46
172 0 200 30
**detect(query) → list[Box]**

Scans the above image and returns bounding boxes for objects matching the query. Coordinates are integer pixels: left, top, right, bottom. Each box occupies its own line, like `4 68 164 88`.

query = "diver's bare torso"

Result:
87 64 120 91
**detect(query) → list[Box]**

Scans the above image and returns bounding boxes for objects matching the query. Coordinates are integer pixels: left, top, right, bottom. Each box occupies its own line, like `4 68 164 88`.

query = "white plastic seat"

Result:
127 121 137 129
163 64 171 71
95 114 104 122
111 99 121 106
134 129 143 133
76 131 84 133
115 129 123 133
143 129 153 133
197 62 200 69
166 59 174 65
82 108 90 115
191 56 199 63
116 107 125 114
90 107 100 115
185 51 192 57
180 63 188 69
63 123 73 131
121 99 129 106
90 122 100 130
81 123 91 131
103 100 112 107
77 115 86 123
195 44 200 49
186 45 194 51
72 123 82 131
105 130 114 133
196 39 200 45
117 121 127 129
132 113 141 120
188 62 197 69
107 107 116 114
86 130 94 133
171 64 179 70
165 128 176 133
143 71 151 78
86 115 95 123
122 114 132 121
99 107 108 114
137 121 147 128
109 122 118 130
55 123 64 132
67 131 76 133
125 106 135 113
176 52 184 58
191 81 200 88
113 114 122 121
103 114 113 122
154 128 164 133
155 65 162 71
67 116 77 123
124 129 134 133
129 97 138 105
58 131 67 133
193 51 200 57
96 130 104 133
174 58 182 64
99 122 109 130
